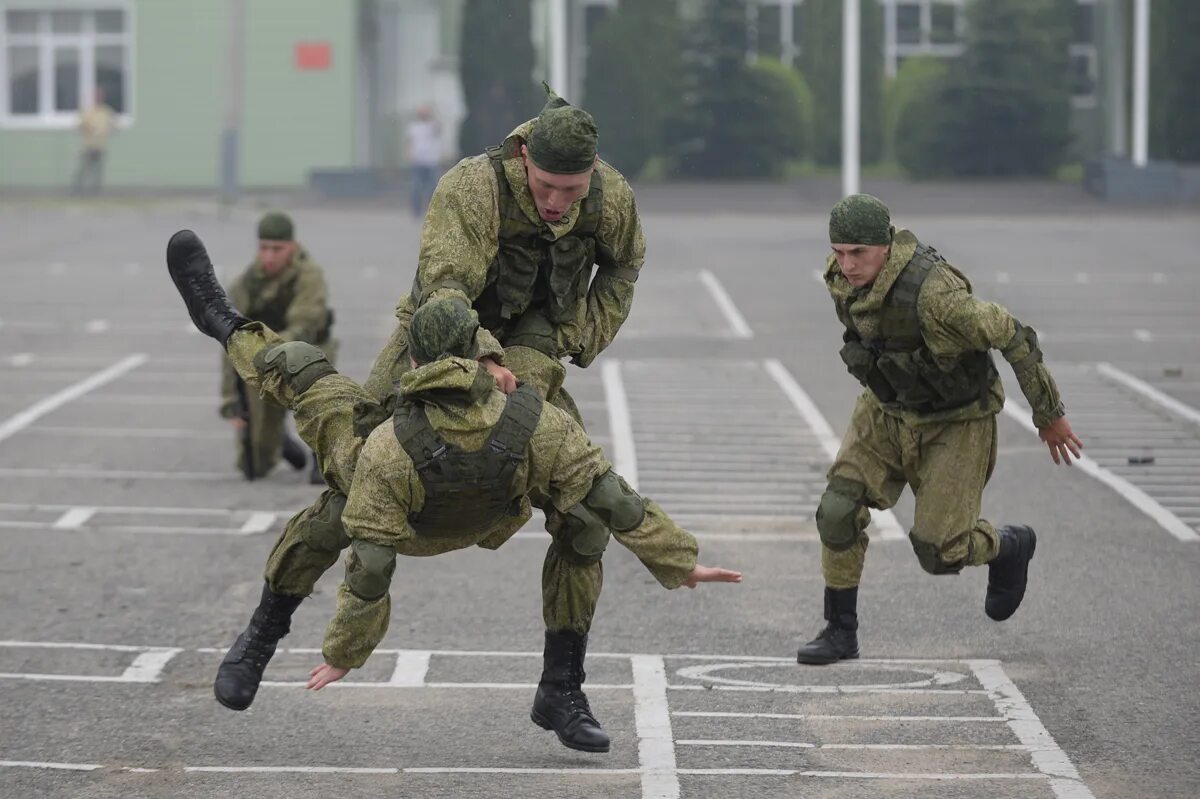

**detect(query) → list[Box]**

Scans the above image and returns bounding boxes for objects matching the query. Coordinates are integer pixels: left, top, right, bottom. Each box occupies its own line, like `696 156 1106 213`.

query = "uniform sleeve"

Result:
279 266 330 344
612 500 699 590
919 267 1065 428
412 160 505 362
567 169 644 368
321 440 418 670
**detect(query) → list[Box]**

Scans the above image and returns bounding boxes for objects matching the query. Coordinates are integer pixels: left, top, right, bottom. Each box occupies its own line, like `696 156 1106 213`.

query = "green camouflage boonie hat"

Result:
526 81 598 174
829 194 893 245
257 211 295 242
408 298 480 365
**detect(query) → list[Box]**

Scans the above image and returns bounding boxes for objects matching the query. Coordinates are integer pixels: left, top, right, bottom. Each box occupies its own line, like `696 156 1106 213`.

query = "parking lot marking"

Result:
603 359 639 490
389 650 432 686
238 512 276 534
52 507 96 529
1002 399 1199 542
1097 362 1200 426
698 269 753 339
631 654 679 799
764 359 906 540
0 354 147 444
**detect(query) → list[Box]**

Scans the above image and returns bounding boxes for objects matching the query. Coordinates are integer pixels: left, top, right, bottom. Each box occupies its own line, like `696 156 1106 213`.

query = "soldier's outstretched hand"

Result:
307 663 350 690
1039 415 1083 465
682 564 743 589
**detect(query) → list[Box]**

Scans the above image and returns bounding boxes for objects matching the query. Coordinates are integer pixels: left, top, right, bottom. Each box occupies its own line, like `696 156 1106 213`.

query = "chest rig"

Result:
392 383 543 537
834 244 997 414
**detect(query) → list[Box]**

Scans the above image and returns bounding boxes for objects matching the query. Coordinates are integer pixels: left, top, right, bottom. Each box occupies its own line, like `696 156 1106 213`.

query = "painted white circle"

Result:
674 660 967 691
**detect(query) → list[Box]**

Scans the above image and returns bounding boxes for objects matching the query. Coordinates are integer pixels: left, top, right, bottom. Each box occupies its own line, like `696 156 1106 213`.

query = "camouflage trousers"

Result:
233 389 288 478
227 323 605 635
822 393 1001 589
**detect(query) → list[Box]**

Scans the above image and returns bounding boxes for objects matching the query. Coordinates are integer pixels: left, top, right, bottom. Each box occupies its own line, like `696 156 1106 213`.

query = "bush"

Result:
458 0 542 157
897 0 1074 177
799 0 885 166
667 0 814 179
884 56 948 163
1151 0 1200 162
583 0 684 179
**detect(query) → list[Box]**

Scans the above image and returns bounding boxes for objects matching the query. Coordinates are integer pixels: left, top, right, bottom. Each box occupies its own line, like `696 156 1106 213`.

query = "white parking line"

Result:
1002 400 1199 542
1096 362 1200 426
631 654 679 799
673 711 1005 722
698 270 754 339
238 512 277 534
602 359 639 490
389 650 432 686
52 507 96 529
1133 328 1154 342
0 354 147 445
763 359 906 540
9 353 35 366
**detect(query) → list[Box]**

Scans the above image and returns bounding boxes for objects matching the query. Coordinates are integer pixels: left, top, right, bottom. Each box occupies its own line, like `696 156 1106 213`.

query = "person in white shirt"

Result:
405 105 443 218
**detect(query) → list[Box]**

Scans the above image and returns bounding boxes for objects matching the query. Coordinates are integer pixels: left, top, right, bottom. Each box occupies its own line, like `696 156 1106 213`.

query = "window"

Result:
929 2 957 44
754 4 782 60
1 6 132 126
895 2 921 45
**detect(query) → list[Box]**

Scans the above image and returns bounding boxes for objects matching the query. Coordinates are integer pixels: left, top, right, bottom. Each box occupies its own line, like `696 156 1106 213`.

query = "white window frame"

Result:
0 0 135 129
1069 0 1097 109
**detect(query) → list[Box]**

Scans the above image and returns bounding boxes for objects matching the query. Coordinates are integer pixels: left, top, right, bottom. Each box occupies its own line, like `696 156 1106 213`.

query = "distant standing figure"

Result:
406 105 442 218
73 86 117 195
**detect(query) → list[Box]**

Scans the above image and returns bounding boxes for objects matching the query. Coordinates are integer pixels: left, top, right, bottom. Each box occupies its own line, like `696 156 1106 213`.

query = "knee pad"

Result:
556 471 646 565
816 477 867 552
297 491 350 553
254 341 336 394
908 532 966 575
344 539 396 601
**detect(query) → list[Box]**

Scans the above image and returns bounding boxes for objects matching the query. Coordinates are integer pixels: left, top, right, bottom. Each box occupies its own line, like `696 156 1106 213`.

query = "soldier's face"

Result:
831 243 890 287
258 240 296 275
521 146 594 223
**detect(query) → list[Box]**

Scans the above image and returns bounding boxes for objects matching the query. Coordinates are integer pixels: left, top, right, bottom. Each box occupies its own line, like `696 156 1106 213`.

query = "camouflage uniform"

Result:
222 322 697 668
820 225 1063 586
266 100 643 634
219 246 336 477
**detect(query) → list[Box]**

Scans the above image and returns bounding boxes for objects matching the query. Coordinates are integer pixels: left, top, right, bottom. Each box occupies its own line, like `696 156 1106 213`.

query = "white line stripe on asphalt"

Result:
119 649 184 682
1133 328 1154 342
238 513 276 534
52 507 96 529
763 359 906 540
602 359 639 490
9 353 34 366
698 270 753 339
671 711 1005 722
1097 362 1200 426
631 654 679 799
968 659 1096 797
677 740 1028 750
0 467 232 481
1001 400 1199 542
0 354 147 444
389 650 432 686
0 761 101 772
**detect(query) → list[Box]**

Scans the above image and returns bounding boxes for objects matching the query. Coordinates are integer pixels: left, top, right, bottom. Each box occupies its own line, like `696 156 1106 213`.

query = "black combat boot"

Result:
530 630 610 753
281 434 307 471
166 229 249 346
796 587 860 665
213 583 304 711
985 525 1037 621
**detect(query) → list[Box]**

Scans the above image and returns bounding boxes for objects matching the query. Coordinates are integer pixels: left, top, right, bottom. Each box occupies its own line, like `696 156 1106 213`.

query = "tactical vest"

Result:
834 244 997 414
243 266 333 344
393 383 543 537
469 145 617 334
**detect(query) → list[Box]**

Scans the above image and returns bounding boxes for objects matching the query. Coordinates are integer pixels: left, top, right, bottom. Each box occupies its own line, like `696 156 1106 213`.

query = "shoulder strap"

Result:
392 401 448 471
488 383 543 457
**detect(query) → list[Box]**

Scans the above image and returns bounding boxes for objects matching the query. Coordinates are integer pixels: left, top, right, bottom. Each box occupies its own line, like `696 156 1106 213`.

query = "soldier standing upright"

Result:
219 212 335 484
797 194 1083 665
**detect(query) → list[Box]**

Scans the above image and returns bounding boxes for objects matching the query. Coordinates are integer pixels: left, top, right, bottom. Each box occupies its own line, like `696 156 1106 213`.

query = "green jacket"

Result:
824 229 1064 428
393 118 646 369
220 247 334 417
322 357 697 669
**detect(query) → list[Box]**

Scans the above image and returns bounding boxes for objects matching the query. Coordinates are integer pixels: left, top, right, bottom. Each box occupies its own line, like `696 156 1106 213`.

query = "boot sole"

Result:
530 709 611 753
797 650 860 666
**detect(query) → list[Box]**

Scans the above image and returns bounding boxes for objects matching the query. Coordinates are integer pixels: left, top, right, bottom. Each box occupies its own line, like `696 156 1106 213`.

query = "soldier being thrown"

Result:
167 230 741 754
205 83 665 731
797 194 1083 666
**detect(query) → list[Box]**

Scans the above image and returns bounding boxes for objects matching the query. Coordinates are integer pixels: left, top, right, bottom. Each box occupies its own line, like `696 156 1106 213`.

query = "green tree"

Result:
458 0 542 157
799 0 885 166
583 0 684 178
1151 0 1200 162
901 0 1074 177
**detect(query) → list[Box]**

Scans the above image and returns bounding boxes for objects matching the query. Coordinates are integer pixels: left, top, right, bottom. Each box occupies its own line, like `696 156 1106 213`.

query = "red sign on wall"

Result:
295 42 332 71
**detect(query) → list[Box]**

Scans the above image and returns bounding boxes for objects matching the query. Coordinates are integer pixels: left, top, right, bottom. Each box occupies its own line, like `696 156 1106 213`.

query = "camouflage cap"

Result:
828 194 893 246
526 81 598 174
257 211 295 242
408 298 481 365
